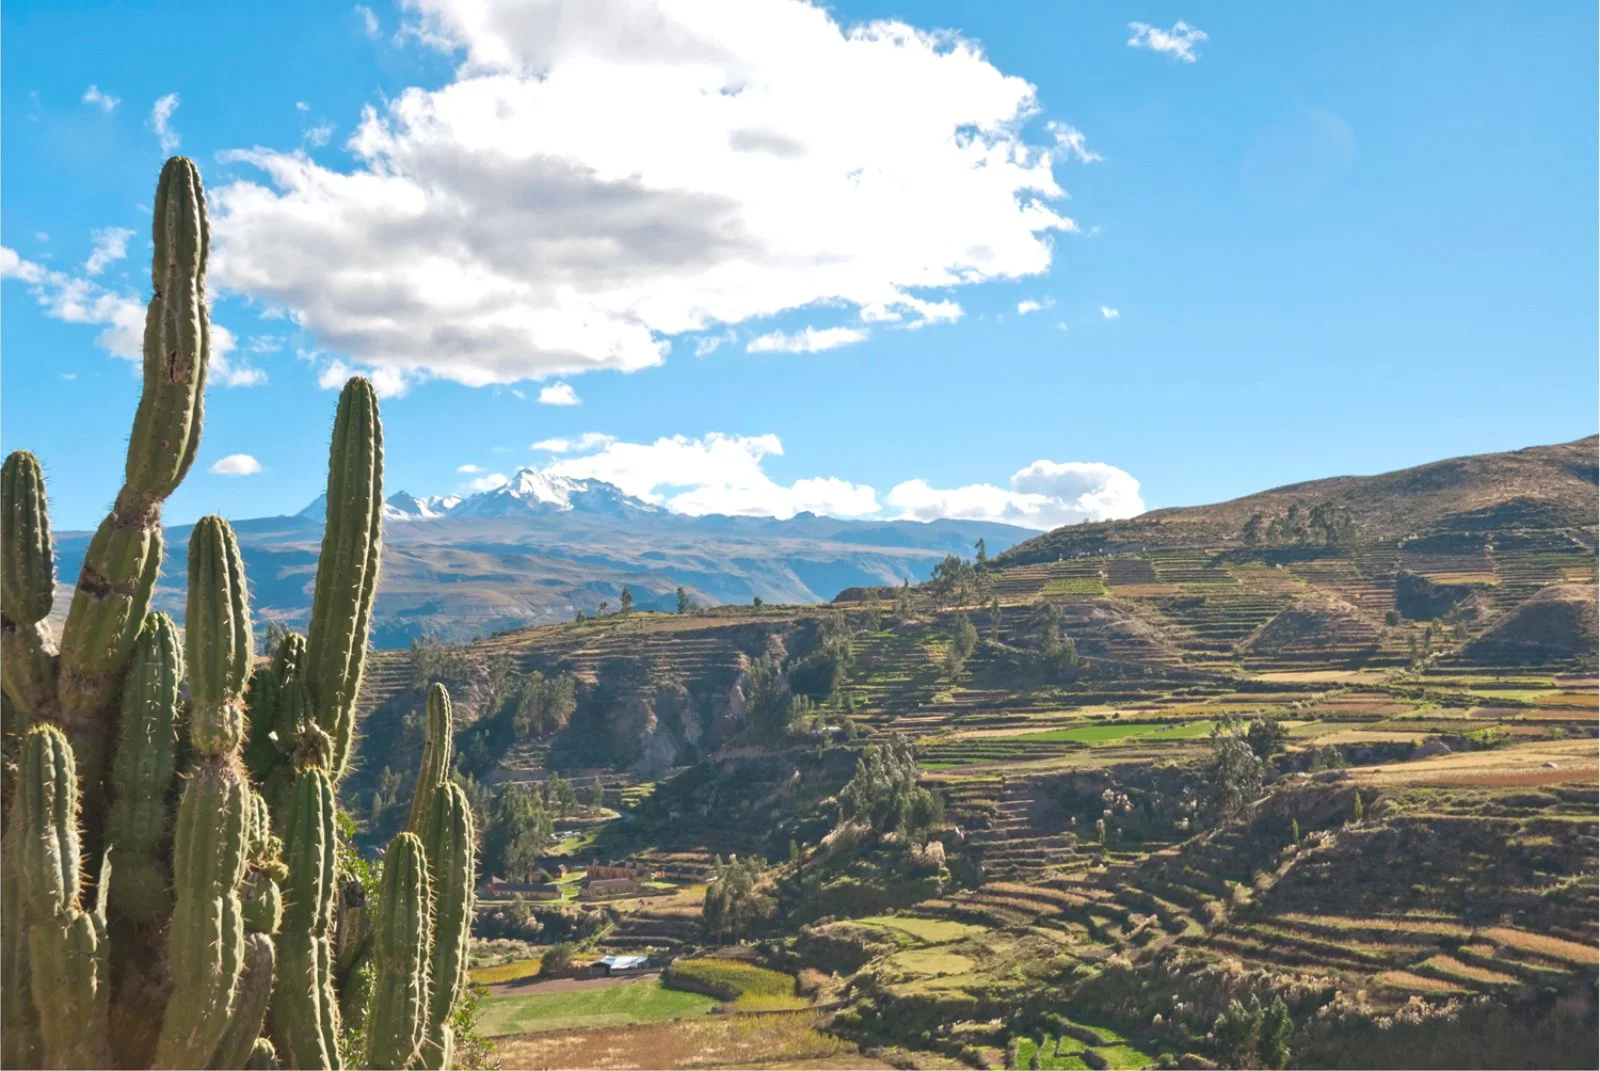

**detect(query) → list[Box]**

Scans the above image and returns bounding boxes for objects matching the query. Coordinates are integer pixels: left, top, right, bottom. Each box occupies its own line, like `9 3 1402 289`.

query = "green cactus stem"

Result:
2 451 57 626
16 725 81 919
246 1038 281 1071
28 909 111 1069
306 377 383 779
272 768 341 1070
187 516 253 755
365 832 432 1071
1 821 41 1069
420 782 475 1069
407 683 454 833
157 759 250 1069
208 932 275 1071
105 612 184 922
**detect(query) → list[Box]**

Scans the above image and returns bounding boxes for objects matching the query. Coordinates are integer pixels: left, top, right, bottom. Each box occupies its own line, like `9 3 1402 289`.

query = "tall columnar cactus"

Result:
365 833 432 1071
306 378 384 780
420 783 476 1069
0 157 477 1071
407 683 453 833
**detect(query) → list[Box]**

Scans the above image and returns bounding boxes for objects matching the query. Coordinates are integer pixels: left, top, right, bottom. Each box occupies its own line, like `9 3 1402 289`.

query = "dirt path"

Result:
486 969 662 999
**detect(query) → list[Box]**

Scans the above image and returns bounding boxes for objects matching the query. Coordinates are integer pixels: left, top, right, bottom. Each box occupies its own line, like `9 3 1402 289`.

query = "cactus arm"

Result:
364 832 432 1071
306 378 383 780
1 815 41 1069
105 612 184 922
272 768 342 1070
156 759 251 1069
2 452 62 720
28 909 112 1069
58 157 211 810
406 683 454 833
187 516 252 754
2 618 59 723
16 725 82 918
207 932 276 1071
420 782 475 1070
2 451 57 625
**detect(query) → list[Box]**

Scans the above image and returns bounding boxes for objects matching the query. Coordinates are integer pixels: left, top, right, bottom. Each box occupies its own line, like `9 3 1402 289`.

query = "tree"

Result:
619 586 634 615
945 614 978 678
598 599 610 616
1242 512 1266 548
894 580 914 619
588 775 606 811
838 733 943 837
1212 998 1263 1069
1259 996 1293 1069
540 942 577 977
989 596 1003 641
1208 717 1265 818
864 588 882 631
544 773 579 817
482 783 554 880
974 537 988 566
930 554 977 606
676 586 691 614
512 670 578 737
1245 716 1288 762
753 595 764 608
702 855 775 940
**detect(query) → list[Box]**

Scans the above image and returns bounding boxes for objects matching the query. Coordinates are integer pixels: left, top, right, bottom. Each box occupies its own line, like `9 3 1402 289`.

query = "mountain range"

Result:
53 468 1036 647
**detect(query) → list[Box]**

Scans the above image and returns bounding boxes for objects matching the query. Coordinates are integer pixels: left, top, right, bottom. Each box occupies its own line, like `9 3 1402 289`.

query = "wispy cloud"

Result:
304 122 336 148
467 472 509 492
1047 121 1102 164
210 454 263 476
1017 297 1055 315
538 382 580 406
1128 20 1208 63
531 433 617 454
1100 305 1120 319
354 4 380 37
457 463 484 473
84 227 135 276
746 326 869 354
150 93 181 153
82 85 120 112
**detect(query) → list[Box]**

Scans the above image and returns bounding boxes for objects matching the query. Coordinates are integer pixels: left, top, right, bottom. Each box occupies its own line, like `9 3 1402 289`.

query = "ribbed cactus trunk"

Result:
0 157 479 1070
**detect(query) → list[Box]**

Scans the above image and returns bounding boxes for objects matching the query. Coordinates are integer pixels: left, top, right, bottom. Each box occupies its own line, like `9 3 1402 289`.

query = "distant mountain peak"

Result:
384 491 461 522
450 469 660 519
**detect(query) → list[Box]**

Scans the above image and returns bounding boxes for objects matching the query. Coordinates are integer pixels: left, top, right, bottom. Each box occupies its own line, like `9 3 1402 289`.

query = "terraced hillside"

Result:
352 436 1595 1069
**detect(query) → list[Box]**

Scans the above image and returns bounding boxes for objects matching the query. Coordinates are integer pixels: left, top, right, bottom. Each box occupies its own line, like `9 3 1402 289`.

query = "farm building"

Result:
589 955 651 977
587 862 657 881
477 877 562 900
580 876 639 899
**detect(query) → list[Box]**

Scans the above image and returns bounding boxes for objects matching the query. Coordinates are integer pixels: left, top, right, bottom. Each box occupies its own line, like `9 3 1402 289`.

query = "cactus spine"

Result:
306 378 384 779
2 157 474 1071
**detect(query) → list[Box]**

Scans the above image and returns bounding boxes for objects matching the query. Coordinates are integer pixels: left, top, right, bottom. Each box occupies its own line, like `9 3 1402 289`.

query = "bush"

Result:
539 941 577 977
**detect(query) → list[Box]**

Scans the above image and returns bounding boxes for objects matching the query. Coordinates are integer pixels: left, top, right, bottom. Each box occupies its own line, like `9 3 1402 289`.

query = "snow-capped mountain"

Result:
383 492 462 522
296 491 463 522
293 471 657 524
447 469 660 520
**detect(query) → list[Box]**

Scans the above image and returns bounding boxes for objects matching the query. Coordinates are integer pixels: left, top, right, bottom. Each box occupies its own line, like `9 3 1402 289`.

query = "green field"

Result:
851 915 986 944
1012 720 1215 744
477 980 716 1037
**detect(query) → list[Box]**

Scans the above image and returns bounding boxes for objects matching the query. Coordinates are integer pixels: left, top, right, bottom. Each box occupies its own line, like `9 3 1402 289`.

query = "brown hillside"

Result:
1463 583 1599 666
1000 435 1598 564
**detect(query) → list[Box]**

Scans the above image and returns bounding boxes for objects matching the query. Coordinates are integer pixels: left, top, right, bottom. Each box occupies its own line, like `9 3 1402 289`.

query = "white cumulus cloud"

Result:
1017 297 1054 315
205 0 1084 391
84 227 135 276
82 85 120 112
1100 305 1119 319
467 472 510 491
0 246 265 387
1127 20 1208 63
887 460 1143 529
150 93 181 153
538 382 580 405
539 432 880 519
210 453 263 476
457 463 484 473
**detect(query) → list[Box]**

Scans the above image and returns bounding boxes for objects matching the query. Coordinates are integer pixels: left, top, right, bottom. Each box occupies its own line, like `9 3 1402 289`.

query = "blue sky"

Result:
3 0 1595 533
